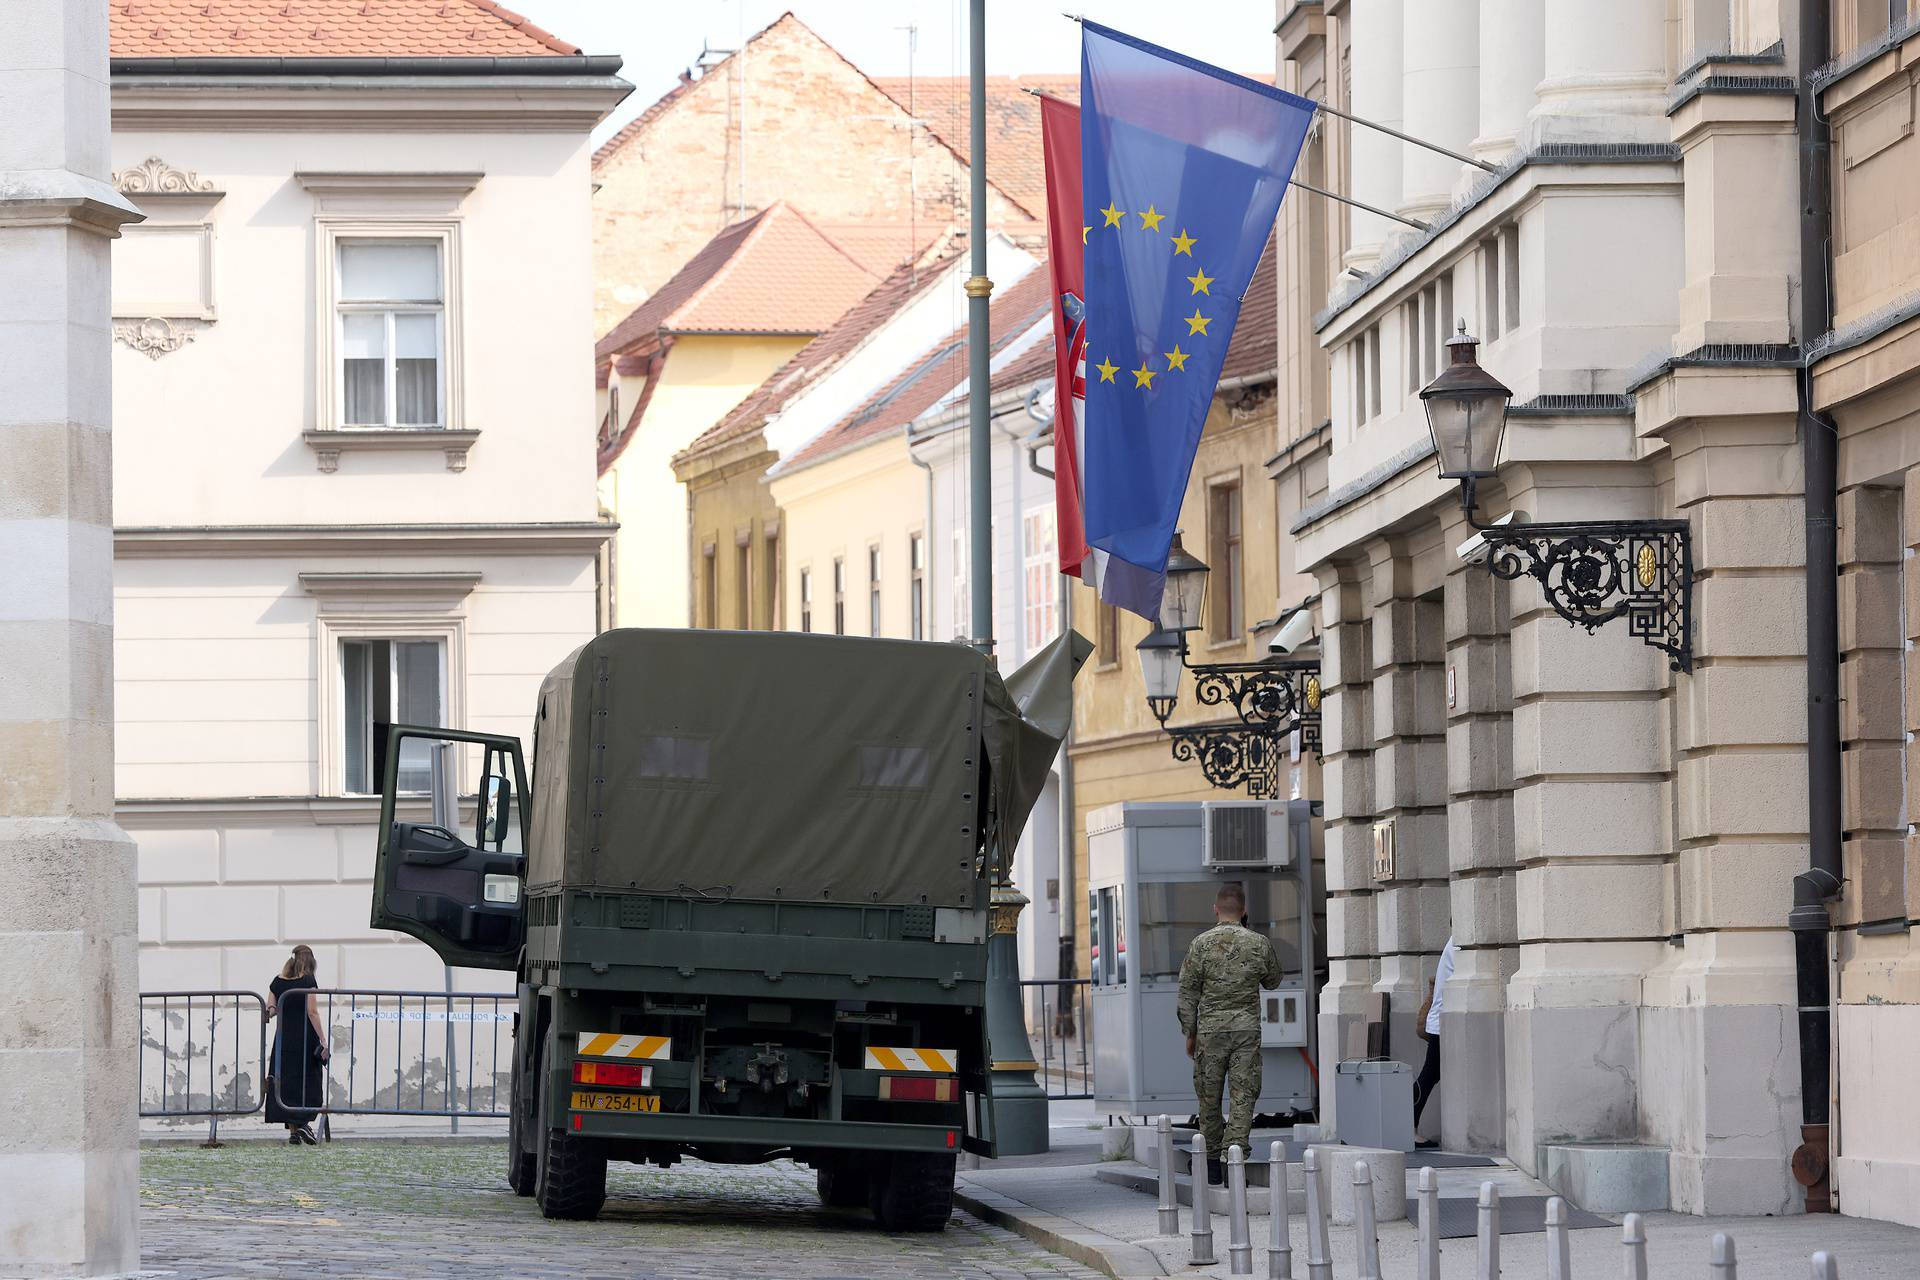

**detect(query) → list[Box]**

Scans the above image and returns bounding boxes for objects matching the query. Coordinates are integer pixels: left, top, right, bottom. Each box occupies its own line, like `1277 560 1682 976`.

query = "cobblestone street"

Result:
139 1142 1102 1279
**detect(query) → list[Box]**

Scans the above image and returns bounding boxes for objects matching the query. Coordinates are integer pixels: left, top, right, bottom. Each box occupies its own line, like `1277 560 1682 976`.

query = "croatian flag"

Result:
1078 20 1316 621
1040 94 1089 579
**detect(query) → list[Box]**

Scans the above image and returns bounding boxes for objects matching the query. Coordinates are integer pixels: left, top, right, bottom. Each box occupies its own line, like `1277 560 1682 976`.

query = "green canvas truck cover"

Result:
527 628 1089 907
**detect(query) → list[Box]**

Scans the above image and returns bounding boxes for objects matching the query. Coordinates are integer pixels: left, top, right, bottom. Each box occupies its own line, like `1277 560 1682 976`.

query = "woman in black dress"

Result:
266 944 329 1144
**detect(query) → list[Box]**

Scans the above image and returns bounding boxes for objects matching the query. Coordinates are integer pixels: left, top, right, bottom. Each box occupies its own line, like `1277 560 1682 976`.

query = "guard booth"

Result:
1086 800 1323 1119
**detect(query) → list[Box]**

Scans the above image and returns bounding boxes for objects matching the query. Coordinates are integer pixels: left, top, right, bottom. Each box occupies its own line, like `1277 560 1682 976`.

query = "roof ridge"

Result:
778 204 887 284
664 201 793 330
592 9 800 167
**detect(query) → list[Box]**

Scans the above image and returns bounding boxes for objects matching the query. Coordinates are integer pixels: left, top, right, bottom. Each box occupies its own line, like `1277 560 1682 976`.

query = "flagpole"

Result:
1020 86 1432 231
1055 16 1497 173
976 0 1050 1159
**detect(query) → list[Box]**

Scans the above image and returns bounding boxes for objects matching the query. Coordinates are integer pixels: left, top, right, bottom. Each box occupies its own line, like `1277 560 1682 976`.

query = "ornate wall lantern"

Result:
1421 324 1694 673
1135 533 1321 798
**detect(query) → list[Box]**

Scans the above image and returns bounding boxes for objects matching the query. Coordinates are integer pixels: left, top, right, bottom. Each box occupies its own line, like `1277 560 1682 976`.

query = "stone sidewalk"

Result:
956 1146 1920 1279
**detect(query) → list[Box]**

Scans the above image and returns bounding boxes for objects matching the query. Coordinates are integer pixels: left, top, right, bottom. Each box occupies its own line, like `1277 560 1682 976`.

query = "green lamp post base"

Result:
984 879 1049 1157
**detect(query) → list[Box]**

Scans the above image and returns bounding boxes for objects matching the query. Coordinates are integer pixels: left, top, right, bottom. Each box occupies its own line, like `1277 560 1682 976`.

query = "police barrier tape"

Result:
1019 977 1093 1101
271 988 516 1120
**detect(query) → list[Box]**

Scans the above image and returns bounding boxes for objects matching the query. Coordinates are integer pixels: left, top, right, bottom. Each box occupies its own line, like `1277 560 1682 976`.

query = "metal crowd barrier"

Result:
271 987 516 1121
138 990 269 1146
1020 976 1093 1100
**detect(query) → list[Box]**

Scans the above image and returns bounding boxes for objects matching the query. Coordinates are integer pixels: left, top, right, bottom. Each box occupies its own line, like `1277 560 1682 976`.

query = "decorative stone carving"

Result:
114 156 219 196
113 316 200 359
313 448 342 474
445 444 471 473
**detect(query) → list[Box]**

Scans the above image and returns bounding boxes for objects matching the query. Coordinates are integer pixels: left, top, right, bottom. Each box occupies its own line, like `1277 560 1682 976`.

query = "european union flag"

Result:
1081 20 1315 621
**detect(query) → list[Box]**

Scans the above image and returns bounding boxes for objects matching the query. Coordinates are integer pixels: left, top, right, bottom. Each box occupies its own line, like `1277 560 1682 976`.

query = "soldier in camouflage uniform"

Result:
1177 882 1282 1184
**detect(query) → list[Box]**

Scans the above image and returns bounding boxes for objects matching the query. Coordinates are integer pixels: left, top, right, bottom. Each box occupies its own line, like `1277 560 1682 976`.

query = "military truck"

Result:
368 627 1084 1230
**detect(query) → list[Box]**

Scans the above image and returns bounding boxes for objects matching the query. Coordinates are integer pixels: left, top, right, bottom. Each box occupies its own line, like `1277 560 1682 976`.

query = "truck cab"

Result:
368 628 1085 1230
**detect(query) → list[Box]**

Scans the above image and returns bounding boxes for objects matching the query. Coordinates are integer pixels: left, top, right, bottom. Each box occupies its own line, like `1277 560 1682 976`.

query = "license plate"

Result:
570 1090 660 1113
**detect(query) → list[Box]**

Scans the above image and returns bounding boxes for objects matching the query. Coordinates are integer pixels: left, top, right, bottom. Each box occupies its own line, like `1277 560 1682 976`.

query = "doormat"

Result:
1406 1195 1613 1238
1405 1151 1498 1169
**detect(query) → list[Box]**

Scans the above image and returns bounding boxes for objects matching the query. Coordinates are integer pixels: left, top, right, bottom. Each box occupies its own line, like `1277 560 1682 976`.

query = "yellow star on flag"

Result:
1187 267 1214 295
1082 225 1091 244
1184 308 1211 336
1170 229 1197 257
1138 204 1165 232
1132 362 1157 390
1101 201 1125 228
1095 356 1119 383
1163 344 1189 372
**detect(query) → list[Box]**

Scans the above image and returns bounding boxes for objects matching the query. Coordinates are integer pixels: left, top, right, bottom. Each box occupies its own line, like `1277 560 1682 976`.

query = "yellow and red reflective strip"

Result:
862 1047 956 1073
577 1032 670 1060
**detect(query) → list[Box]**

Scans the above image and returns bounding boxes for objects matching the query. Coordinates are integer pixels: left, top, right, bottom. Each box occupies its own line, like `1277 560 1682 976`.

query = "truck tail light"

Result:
573 1060 651 1088
878 1075 956 1103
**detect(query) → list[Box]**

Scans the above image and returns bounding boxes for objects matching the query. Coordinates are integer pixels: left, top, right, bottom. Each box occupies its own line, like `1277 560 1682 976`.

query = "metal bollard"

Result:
1476 1181 1501 1279
1809 1251 1839 1280
1228 1145 1253 1275
1711 1232 1738 1280
1621 1212 1649 1280
1301 1148 1332 1280
1157 1115 1180 1237
1190 1133 1216 1266
1268 1141 1292 1280
1417 1166 1441 1280
1544 1196 1572 1280
1353 1158 1382 1280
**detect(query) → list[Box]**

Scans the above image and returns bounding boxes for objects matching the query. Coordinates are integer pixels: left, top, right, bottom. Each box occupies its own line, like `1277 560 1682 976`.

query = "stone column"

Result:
1313 565 1378 1129
1636 415 1807 1215
0 1 143 1273
1438 502 1516 1153
1501 463 1671 1179
1344 0 1405 269
1525 0 1671 148
1471 0 1545 164
1398 0 1479 223
1363 538 1449 1076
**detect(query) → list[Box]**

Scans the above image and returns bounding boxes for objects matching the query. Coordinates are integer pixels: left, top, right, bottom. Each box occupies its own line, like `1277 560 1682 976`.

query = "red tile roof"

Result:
108 0 580 58
678 248 965 463
596 203 881 359
777 264 1055 474
872 76 1079 219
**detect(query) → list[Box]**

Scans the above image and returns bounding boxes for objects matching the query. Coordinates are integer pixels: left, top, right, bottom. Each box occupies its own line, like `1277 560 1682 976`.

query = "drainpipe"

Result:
1790 0 1842 1214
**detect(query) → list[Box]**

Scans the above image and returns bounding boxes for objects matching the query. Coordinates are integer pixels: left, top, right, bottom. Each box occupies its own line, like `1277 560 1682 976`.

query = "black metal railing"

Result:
1020 977 1093 1100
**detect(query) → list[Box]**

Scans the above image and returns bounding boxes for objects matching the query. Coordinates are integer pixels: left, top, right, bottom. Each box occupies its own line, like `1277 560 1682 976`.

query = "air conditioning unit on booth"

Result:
1200 800 1292 870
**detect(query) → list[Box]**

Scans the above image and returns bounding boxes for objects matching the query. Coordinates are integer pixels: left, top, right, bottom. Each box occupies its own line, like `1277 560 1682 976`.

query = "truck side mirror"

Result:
484 774 514 848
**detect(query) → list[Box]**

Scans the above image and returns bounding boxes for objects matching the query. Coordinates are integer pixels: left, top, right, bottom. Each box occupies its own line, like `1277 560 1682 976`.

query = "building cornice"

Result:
115 521 613 558
109 74 630 134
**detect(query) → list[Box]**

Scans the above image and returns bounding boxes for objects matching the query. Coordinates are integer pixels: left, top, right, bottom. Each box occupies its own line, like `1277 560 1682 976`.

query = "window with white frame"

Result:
1351 324 1381 426
799 567 813 633
832 556 846 635
336 239 445 429
867 545 882 636
341 637 446 794
952 528 969 641
1022 508 1058 651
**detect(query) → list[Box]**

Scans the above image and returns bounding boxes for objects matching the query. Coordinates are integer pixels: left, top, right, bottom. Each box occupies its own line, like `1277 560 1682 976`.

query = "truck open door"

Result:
370 724 529 971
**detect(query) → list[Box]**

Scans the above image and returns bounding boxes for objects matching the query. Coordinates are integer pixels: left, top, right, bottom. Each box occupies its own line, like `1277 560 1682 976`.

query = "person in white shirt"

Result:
1413 936 1456 1147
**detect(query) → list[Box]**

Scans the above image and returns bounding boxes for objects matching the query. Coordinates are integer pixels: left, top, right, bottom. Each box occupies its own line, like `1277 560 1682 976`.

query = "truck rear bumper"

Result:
571 1110 961 1154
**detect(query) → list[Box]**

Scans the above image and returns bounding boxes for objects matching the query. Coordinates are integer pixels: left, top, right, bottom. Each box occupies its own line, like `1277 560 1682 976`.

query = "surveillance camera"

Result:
1268 608 1315 654
1455 511 1522 566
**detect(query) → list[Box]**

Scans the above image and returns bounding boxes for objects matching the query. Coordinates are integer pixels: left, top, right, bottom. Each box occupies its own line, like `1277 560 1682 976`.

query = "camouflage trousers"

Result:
1193 1028 1262 1161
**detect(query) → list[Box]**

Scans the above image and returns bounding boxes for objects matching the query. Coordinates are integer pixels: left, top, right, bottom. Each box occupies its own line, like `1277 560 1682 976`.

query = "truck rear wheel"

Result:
506 1047 536 1196
815 1159 869 1208
534 1069 606 1220
869 1152 955 1232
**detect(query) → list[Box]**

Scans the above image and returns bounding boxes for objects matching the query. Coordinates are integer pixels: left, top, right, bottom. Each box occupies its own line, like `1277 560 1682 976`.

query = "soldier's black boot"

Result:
1206 1156 1225 1186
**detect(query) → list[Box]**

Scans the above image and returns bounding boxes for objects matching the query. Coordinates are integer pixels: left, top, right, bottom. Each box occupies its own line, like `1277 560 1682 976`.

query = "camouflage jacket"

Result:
1177 923 1283 1037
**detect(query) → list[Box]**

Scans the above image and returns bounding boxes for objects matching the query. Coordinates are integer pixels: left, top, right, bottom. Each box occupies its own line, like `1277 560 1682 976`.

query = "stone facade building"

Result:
108 2 626 999
1267 0 1920 1225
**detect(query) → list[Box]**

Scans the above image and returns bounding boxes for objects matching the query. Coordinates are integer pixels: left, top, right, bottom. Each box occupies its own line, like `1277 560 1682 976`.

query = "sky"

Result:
506 1 1281 147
